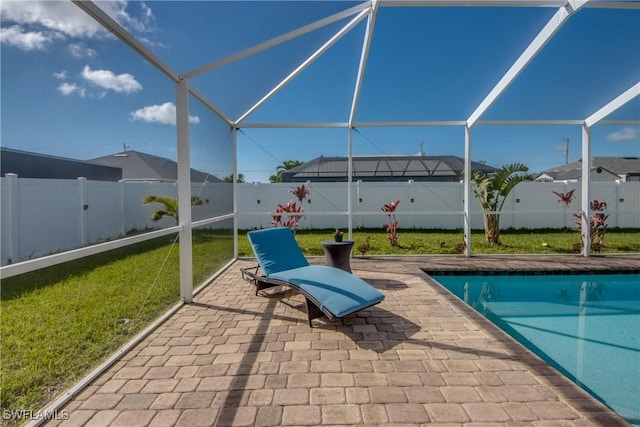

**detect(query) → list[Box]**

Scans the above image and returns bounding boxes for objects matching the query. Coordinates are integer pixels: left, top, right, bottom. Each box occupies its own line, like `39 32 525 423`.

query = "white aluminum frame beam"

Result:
585 82 640 127
176 79 194 303
189 86 234 126
585 1 640 9
72 1 232 127
463 126 472 257
184 2 370 79
239 122 349 128
349 0 380 127
236 7 370 125
347 1 379 239
467 1 589 127
580 124 591 257
381 0 566 6
71 0 179 83
348 128 355 237
578 82 640 257
355 121 466 127
378 0 636 8
224 119 639 129
232 127 239 259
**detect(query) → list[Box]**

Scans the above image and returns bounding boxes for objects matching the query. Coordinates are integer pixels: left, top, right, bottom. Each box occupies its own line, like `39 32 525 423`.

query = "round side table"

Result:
321 240 354 273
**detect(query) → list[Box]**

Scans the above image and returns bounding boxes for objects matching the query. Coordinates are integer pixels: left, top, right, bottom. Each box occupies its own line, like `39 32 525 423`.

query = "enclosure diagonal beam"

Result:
349 0 380 127
188 86 235 126
71 0 180 83
184 2 370 79
584 82 640 128
236 8 370 125
466 0 589 127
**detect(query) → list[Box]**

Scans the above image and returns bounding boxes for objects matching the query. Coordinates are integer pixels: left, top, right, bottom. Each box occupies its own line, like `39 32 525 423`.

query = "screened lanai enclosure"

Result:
2 0 639 293
1 0 639 421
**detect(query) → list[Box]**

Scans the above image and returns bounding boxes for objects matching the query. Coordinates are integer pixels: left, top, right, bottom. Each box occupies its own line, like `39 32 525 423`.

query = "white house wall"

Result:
1 177 638 265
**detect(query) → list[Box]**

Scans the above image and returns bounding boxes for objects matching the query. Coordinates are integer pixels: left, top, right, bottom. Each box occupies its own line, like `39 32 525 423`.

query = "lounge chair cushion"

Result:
270 265 384 318
248 228 309 275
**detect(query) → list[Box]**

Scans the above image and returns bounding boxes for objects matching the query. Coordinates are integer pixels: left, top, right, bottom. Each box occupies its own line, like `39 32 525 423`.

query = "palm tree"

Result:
269 160 304 183
142 195 203 225
471 162 531 245
224 173 245 183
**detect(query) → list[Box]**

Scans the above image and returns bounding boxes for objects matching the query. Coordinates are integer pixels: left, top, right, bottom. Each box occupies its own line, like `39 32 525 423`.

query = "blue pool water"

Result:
433 273 640 426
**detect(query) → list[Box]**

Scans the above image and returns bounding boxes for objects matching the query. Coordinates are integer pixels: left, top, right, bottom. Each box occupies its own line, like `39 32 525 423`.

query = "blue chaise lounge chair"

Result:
241 227 385 327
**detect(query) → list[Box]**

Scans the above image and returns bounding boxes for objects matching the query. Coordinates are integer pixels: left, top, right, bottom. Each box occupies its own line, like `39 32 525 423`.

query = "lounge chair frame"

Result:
241 264 334 327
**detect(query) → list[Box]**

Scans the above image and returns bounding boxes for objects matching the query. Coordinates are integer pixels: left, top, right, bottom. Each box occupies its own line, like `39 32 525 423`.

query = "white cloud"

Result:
130 102 200 125
1 1 156 51
0 25 51 50
67 42 97 59
53 70 68 79
0 1 107 39
81 65 142 94
105 1 156 34
58 82 86 97
606 127 639 142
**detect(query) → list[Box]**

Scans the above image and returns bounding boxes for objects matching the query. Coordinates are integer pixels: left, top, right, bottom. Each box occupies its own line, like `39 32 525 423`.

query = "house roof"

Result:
1 147 122 181
535 166 620 181
88 150 222 183
534 156 640 180
281 155 497 182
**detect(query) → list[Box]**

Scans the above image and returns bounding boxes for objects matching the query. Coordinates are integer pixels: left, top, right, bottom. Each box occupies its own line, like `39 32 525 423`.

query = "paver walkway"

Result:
49 255 639 426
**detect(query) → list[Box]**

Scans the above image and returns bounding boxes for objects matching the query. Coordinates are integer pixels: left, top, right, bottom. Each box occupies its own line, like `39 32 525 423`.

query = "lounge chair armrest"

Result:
241 265 281 295
240 265 261 285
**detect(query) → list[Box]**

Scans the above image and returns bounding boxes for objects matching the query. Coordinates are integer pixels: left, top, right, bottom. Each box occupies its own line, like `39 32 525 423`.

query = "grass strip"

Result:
237 228 640 256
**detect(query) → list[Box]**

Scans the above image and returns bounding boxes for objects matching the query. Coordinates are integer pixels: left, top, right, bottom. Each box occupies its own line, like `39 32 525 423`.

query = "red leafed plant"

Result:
553 190 608 252
552 189 575 208
381 200 400 246
573 199 609 252
271 185 309 232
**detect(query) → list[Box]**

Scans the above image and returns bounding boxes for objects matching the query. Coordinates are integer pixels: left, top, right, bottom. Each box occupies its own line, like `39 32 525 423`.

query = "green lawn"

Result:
0 230 233 422
238 228 640 256
1 227 638 422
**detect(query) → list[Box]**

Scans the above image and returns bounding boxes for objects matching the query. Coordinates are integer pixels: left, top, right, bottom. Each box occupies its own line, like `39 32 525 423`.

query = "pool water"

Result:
433 273 640 426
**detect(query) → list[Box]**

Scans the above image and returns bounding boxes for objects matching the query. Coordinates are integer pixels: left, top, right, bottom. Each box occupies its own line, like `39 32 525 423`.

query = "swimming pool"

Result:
432 273 640 426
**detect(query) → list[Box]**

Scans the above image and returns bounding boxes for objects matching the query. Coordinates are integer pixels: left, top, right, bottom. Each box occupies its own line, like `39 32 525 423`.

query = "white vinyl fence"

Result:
2 174 638 265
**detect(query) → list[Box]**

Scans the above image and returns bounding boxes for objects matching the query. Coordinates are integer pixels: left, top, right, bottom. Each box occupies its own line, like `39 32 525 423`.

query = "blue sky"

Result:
1 1 639 183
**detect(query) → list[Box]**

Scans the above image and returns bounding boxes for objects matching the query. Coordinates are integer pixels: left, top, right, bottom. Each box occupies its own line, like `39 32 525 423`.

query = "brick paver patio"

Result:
49 254 639 426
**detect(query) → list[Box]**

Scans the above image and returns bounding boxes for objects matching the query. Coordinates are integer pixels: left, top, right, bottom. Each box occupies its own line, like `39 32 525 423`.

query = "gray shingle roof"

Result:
534 157 640 181
89 150 221 183
1 148 122 181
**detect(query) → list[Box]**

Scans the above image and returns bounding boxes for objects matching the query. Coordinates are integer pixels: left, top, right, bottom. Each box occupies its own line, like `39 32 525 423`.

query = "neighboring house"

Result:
89 150 222 183
533 157 640 182
1 147 122 181
281 155 498 183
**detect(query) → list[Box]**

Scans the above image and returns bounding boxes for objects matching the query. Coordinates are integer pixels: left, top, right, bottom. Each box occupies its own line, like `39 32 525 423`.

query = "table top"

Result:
321 239 354 246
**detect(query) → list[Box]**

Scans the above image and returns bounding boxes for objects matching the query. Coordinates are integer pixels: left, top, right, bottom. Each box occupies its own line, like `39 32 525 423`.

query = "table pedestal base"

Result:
321 240 354 273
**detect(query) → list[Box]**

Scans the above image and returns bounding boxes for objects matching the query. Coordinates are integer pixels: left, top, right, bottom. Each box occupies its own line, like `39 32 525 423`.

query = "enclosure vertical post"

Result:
581 124 591 257
347 128 354 238
463 126 472 257
78 177 88 247
232 126 239 259
6 173 19 264
176 78 194 303
119 180 126 237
